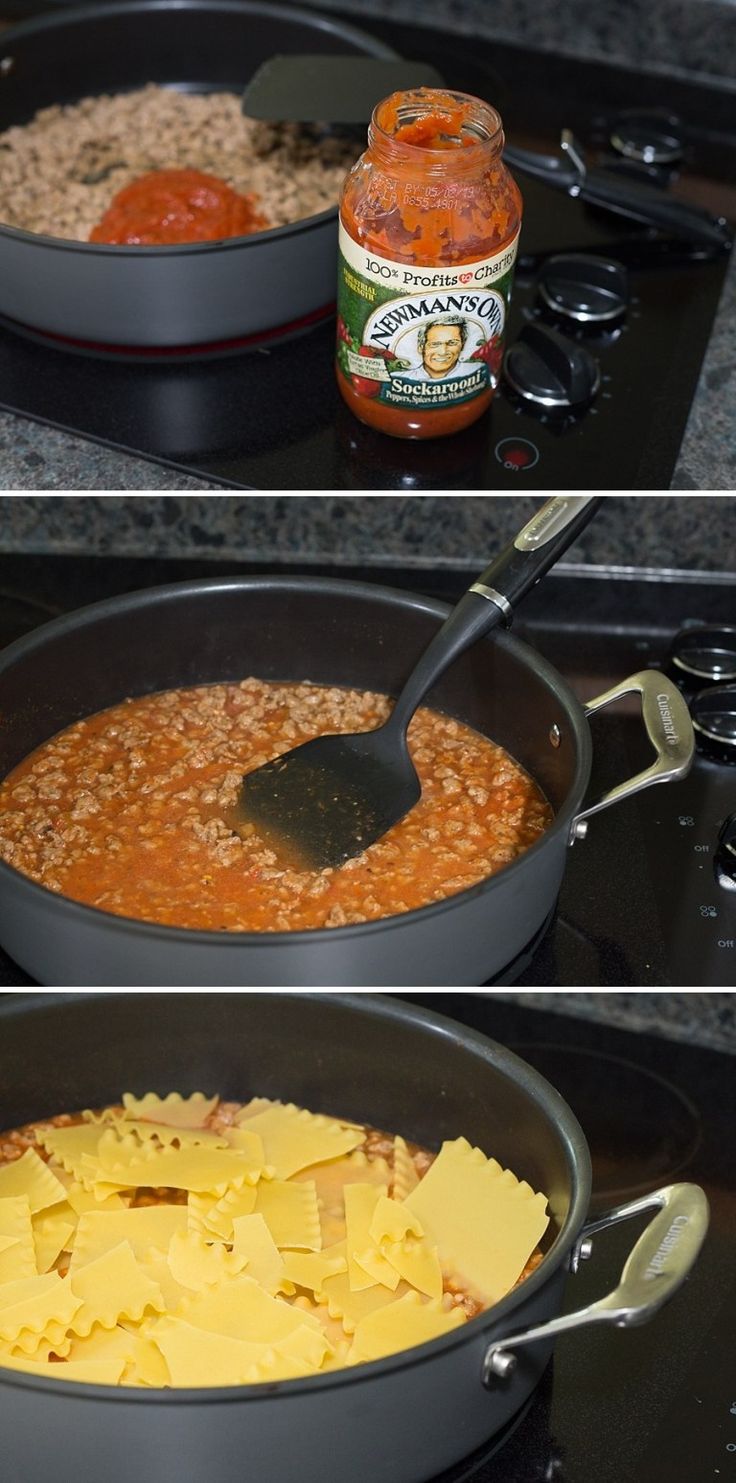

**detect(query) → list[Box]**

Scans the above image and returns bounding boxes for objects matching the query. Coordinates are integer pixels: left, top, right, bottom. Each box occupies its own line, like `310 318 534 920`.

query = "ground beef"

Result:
0 677 552 932
0 85 358 240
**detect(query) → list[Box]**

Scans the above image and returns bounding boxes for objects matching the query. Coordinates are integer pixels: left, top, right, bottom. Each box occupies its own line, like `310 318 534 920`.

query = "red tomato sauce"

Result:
386 98 475 150
336 89 522 440
89 168 269 245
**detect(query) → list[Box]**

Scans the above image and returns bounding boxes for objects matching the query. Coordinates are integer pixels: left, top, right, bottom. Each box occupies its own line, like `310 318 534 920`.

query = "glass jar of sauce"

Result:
336 88 522 440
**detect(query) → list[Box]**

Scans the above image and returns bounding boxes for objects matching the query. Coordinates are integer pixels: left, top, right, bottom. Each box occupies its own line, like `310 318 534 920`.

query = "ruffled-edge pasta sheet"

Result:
0 1093 549 1386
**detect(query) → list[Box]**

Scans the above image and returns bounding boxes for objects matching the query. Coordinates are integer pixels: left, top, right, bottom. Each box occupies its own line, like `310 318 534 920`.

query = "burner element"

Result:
690 683 736 763
536 254 628 325
0 589 61 648
0 303 335 363
431 1386 551 1480
669 624 736 687
507 1044 702 1205
609 109 685 166
503 324 600 412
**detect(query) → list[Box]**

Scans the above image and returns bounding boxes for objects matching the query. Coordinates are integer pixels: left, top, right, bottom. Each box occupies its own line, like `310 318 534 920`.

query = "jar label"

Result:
337 226 519 412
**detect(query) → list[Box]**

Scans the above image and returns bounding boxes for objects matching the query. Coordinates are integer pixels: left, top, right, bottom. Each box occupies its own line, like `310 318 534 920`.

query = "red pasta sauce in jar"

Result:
336 89 522 440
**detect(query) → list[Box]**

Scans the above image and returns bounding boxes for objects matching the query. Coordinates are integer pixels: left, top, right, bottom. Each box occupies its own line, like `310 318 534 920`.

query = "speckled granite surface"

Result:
671 252 736 491
0 418 220 493
1 493 734 571
3 0 736 79
299 0 736 84
491 992 736 1053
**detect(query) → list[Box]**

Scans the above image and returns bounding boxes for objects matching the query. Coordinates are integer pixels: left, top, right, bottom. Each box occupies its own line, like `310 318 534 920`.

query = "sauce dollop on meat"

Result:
89 168 269 245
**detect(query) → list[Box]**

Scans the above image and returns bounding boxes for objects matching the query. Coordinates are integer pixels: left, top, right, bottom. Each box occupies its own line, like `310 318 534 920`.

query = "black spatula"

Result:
241 62 731 250
236 496 601 869
242 55 445 124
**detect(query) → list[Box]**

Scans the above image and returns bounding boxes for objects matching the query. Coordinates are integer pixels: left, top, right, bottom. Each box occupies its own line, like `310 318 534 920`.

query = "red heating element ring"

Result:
2 303 336 361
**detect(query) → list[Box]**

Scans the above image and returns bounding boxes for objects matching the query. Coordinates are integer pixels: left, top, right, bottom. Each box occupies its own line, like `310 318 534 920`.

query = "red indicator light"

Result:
494 437 540 472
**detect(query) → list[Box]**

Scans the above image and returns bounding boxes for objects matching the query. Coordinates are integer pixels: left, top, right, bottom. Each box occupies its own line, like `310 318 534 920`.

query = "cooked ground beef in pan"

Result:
0 677 552 931
0 85 358 241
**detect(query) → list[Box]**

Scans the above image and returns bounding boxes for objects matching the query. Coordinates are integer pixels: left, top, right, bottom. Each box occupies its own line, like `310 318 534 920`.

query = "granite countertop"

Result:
2 492 736 572
0 0 734 490
670 248 736 489
493 992 736 1055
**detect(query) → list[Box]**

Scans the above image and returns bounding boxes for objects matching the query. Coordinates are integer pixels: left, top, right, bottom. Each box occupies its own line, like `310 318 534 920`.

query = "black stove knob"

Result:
537 254 628 326
690 684 736 764
715 813 736 890
669 625 736 689
609 109 684 166
503 323 600 412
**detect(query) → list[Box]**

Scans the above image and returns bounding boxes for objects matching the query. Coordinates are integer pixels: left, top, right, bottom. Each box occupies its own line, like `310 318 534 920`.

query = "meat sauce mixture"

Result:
0 678 552 932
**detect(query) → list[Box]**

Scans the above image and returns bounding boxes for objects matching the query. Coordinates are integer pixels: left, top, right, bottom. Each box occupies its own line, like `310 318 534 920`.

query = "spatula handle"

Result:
470 494 602 609
389 495 600 734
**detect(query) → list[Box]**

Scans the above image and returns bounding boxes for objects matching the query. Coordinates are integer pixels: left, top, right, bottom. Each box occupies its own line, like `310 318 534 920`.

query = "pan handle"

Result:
481 1182 709 1387
569 668 694 843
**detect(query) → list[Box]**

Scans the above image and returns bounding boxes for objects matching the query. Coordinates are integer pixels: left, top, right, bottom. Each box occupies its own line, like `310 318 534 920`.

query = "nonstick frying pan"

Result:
0 576 693 986
0 0 394 346
0 991 709 1483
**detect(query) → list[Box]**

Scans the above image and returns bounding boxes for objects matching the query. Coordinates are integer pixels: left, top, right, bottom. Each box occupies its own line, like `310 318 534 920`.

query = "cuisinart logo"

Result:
643 1214 689 1279
657 692 680 745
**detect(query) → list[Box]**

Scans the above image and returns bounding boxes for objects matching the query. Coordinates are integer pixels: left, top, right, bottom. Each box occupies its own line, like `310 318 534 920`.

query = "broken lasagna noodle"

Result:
0 1092 549 1387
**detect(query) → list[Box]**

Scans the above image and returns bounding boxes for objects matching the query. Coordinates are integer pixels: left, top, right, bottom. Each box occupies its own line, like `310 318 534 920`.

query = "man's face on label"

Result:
422 324 464 377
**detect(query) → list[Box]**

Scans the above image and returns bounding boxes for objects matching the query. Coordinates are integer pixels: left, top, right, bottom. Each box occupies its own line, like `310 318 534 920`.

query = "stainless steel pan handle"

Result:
570 668 694 843
482 1182 709 1387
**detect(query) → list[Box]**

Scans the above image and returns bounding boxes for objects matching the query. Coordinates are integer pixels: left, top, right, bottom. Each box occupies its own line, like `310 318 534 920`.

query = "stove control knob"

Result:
715 813 736 890
690 684 736 764
609 109 684 166
669 625 736 691
503 324 600 412
537 254 628 325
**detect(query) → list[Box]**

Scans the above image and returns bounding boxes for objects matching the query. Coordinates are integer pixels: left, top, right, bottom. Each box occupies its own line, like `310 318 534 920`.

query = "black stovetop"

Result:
0 554 734 987
405 995 736 1483
0 17 733 489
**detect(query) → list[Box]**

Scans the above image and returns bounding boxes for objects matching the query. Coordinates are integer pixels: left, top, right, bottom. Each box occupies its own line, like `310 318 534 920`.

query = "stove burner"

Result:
0 589 61 647
485 909 556 985
432 1390 543 1480
609 110 685 167
0 303 334 363
536 254 628 325
506 1045 702 1206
